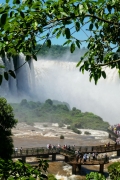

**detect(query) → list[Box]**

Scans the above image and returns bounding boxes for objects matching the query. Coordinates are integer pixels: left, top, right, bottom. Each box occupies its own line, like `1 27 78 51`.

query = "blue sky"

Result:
1 0 88 47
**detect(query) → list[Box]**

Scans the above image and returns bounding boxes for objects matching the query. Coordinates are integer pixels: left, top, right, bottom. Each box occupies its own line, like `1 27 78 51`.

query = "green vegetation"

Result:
43 124 48 127
86 172 106 180
108 162 120 180
84 131 91 135
0 0 120 84
0 97 17 160
48 174 57 180
86 162 120 180
11 99 109 131
67 125 82 134
0 158 48 179
60 135 64 139
36 44 87 61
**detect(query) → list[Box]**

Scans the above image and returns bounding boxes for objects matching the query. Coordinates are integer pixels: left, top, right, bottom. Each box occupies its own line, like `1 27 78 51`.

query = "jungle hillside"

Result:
11 99 109 131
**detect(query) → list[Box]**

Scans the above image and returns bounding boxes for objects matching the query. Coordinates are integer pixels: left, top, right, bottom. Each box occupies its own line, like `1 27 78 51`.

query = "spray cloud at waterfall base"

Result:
0 53 120 125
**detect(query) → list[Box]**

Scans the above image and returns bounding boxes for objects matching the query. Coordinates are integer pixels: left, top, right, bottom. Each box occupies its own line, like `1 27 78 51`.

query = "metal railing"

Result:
12 144 120 158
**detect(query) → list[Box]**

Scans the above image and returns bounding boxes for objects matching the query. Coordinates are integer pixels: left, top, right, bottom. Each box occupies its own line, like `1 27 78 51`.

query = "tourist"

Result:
47 144 49 149
20 147 22 155
76 154 79 162
92 152 95 160
83 153 87 162
87 153 91 161
15 147 18 155
108 142 110 147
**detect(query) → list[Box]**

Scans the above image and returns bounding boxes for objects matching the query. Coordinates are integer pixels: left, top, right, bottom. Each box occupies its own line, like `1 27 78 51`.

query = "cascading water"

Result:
34 58 120 125
0 53 36 101
0 53 120 124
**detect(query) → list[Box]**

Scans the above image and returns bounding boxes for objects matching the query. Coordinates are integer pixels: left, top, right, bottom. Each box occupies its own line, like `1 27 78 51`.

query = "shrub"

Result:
48 174 57 180
43 124 48 127
86 172 106 180
58 122 64 128
72 127 82 134
108 162 120 180
84 131 91 135
67 125 71 129
60 135 64 139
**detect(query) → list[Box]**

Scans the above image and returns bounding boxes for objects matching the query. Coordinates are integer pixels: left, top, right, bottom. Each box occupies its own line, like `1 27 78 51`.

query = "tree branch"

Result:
94 58 120 67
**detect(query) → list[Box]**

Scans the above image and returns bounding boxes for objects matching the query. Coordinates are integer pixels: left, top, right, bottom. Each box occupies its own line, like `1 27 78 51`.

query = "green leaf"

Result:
10 11 13 18
6 0 9 3
20 11 24 18
76 40 80 48
9 70 16 79
33 54 37 61
65 28 70 39
60 12 68 17
1 13 7 25
70 43 75 53
4 72 9 81
46 39 51 48
89 73 93 82
89 23 93 30
102 71 106 79
63 39 72 46
79 4 84 14
0 65 5 68
13 0 20 4
56 31 61 39
95 23 98 29
75 22 80 32
0 75 3 85
76 61 81 67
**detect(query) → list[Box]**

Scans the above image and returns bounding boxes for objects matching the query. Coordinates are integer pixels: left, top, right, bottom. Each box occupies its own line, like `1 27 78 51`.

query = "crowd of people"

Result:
109 124 120 144
46 144 75 151
46 143 109 163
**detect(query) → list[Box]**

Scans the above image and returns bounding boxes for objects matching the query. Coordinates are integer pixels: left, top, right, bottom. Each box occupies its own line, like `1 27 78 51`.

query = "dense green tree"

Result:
86 172 106 180
108 162 120 180
45 99 53 105
20 99 28 106
0 0 119 84
11 100 109 131
0 97 17 160
0 158 48 179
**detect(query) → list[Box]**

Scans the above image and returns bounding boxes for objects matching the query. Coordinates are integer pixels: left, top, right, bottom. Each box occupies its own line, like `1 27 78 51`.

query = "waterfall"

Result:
33 59 120 125
0 54 120 124
0 53 36 101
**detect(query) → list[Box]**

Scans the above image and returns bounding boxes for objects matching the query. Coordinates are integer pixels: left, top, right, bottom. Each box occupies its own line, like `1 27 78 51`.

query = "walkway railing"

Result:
12 144 120 158
107 128 118 138
12 147 60 157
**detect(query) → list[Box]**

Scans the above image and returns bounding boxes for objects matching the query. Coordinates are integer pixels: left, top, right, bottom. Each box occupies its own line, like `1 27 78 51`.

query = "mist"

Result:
34 54 120 125
0 52 120 125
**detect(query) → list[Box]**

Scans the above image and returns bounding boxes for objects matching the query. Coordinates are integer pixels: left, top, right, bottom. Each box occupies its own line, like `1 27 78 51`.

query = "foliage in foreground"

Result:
11 99 109 131
0 97 17 160
0 0 120 84
108 162 120 180
0 158 48 180
86 162 120 180
86 172 106 180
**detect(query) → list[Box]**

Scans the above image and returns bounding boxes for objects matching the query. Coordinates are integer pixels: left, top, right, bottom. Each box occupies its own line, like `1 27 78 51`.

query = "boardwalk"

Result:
11 128 120 174
12 143 120 159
